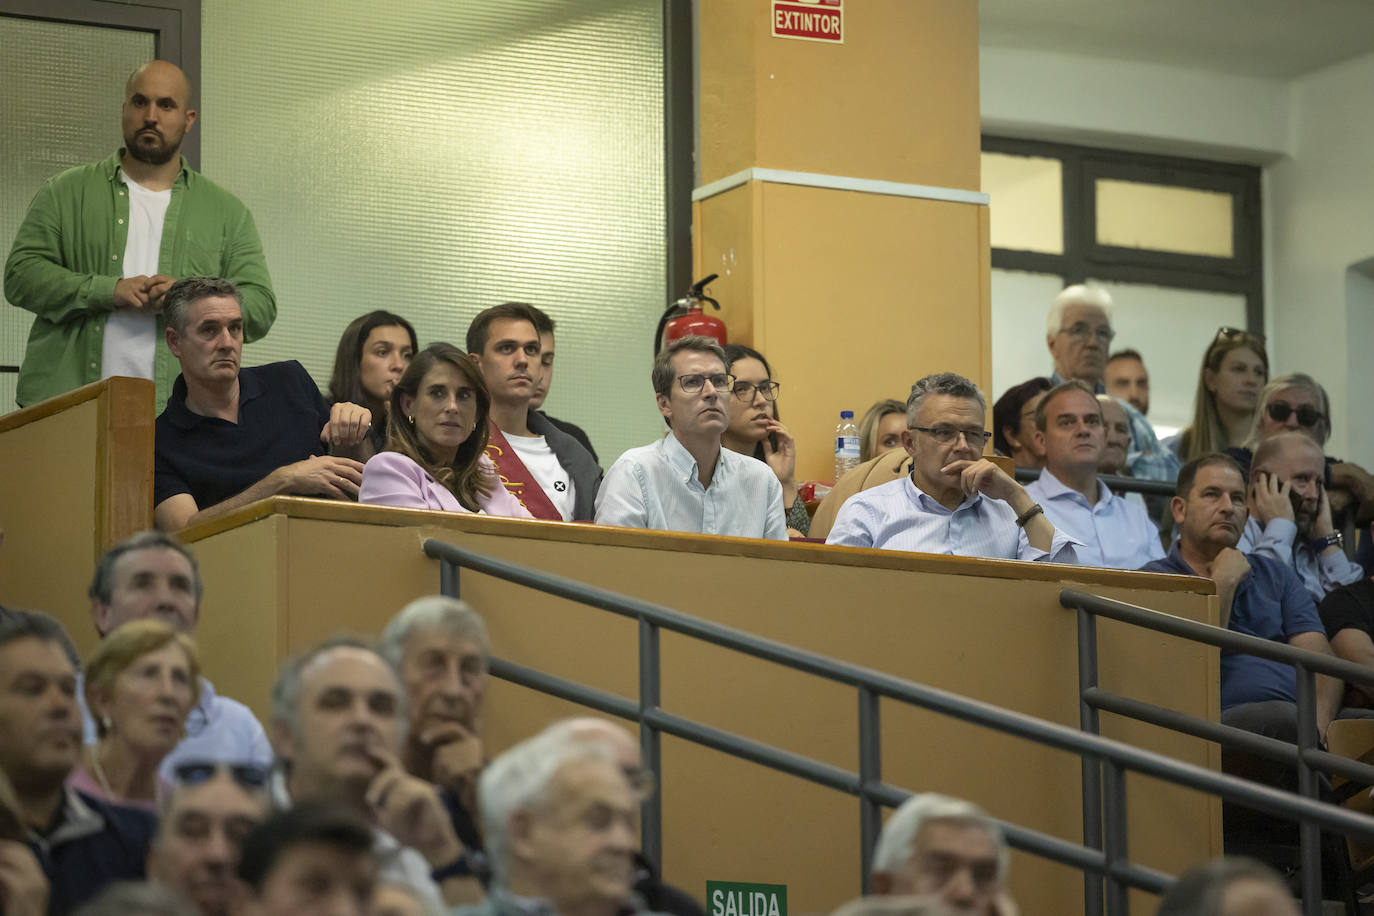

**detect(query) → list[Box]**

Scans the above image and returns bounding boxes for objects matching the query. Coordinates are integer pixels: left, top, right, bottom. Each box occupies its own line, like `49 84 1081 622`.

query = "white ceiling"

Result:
979 0 1374 80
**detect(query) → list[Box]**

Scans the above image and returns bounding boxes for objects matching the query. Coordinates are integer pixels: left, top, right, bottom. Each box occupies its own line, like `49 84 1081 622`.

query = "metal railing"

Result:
423 538 1374 915
1061 588 1374 916
1014 466 1176 498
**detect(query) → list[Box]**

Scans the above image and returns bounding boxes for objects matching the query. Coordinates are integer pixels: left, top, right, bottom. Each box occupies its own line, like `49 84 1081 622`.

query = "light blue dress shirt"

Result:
595 432 787 539
824 475 1079 562
1238 516 1364 602
1025 469 1165 569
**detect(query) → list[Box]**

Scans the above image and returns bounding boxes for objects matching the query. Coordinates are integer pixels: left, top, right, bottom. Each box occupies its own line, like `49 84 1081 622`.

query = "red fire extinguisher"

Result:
655 274 727 356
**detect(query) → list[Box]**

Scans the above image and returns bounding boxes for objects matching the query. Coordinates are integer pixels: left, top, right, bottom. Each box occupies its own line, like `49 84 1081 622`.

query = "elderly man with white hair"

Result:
461 728 666 916
380 596 490 868
1045 284 1177 485
869 793 1014 916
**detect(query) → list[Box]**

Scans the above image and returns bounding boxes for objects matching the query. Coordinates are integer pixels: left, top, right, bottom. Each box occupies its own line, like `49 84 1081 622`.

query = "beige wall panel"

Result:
756 185 990 481
694 186 760 346
697 0 980 191
184 503 1219 915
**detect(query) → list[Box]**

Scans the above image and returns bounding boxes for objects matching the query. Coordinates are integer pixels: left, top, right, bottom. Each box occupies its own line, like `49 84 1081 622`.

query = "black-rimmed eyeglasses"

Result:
675 373 734 394
909 425 993 448
730 380 780 402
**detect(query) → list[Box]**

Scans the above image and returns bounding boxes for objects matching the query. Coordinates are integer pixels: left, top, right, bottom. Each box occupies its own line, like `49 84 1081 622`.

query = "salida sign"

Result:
706 881 787 916
771 0 843 43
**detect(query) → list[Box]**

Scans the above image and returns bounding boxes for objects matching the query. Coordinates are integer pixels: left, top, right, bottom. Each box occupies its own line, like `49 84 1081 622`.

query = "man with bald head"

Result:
4 60 275 411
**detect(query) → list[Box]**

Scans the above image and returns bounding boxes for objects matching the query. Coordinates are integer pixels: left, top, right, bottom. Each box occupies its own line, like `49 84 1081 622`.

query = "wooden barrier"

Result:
0 377 154 659
181 498 1221 916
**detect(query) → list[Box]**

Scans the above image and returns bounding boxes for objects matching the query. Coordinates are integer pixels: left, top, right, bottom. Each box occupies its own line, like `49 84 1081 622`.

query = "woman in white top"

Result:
360 343 532 518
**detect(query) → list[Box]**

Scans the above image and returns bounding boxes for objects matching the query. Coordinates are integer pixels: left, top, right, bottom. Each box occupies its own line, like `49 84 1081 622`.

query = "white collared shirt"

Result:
1024 469 1165 569
595 432 787 539
825 474 1079 562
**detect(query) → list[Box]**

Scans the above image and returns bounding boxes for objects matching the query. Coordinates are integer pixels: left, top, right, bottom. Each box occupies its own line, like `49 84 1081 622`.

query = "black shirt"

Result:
1319 576 1374 638
154 361 329 508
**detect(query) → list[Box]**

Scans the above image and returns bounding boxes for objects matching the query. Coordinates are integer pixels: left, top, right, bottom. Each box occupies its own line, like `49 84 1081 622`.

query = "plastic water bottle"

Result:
834 410 860 482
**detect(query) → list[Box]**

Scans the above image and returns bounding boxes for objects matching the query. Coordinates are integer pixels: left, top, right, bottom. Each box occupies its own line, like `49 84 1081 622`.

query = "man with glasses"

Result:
595 337 786 539
826 372 1076 562
148 760 271 916
467 303 601 521
1044 284 1178 485
1024 381 1164 569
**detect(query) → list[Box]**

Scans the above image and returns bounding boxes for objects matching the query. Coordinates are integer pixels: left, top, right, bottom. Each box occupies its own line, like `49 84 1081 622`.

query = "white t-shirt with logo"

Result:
507 433 575 521
101 174 171 380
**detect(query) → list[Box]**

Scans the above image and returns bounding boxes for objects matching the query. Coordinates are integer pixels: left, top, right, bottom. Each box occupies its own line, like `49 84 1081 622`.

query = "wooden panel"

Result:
96 377 156 554
758 184 990 481
185 500 1219 916
694 185 760 346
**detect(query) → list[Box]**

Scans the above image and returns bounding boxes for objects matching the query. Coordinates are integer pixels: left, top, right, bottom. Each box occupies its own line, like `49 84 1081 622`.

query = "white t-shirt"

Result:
101 174 170 380
507 433 575 521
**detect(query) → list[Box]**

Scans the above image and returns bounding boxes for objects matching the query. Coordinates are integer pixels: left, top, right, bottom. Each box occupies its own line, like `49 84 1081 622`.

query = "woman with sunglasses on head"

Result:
328 311 419 460
721 344 810 536
71 620 200 810
1165 327 1269 464
360 342 532 518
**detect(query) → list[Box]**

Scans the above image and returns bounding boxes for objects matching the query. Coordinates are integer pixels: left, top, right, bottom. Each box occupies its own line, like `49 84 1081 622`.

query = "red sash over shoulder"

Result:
484 424 562 520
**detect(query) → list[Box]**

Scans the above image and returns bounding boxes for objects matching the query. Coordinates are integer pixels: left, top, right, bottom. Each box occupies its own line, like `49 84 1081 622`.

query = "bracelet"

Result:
1015 503 1044 528
1309 531 1343 553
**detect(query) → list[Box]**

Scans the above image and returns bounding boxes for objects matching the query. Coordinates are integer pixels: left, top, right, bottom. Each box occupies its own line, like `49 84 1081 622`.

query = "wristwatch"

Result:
1309 531 1343 553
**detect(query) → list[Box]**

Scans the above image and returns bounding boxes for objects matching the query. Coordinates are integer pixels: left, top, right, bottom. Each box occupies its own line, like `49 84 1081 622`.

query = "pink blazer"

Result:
360 452 533 519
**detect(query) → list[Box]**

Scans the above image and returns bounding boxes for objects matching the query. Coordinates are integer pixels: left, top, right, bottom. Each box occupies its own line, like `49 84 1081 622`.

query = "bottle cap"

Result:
840 410 854 419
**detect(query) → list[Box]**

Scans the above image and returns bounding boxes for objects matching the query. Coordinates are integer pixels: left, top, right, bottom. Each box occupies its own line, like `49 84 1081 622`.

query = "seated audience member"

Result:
462 729 656 916
379 597 488 864
1232 374 1374 529
359 343 532 519
825 373 1076 562
527 305 599 464
1164 328 1267 463
869 793 1012 916
1155 856 1298 916
467 302 601 520
539 718 704 916
1319 575 1374 706
148 760 271 916
72 620 199 809
1104 348 1150 416
1140 455 1344 748
991 378 1051 469
153 277 372 530
1240 431 1362 602
237 801 378 916
596 337 786 539
71 882 200 916
87 531 271 777
859 399 908 465
1044 284 1178 482
0 610 155 913
269 636 474 907
722 344 810 536
1024 382 1163 569
1097 396 1149 513
327 311 418 458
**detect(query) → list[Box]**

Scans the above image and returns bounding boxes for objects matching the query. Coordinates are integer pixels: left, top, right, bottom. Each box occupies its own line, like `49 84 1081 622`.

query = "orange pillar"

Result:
694 0 989 482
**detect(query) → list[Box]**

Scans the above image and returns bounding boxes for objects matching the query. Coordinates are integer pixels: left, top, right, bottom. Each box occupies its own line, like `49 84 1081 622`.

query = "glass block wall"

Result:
202 0 668 463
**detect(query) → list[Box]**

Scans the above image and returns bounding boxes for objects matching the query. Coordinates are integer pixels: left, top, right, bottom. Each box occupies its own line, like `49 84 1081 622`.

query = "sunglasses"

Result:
1265 402 1325 428
1214 326 1266 346
173 760 269 789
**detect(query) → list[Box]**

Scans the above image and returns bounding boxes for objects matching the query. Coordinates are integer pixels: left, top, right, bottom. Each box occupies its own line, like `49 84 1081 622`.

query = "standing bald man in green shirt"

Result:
3 60 275 411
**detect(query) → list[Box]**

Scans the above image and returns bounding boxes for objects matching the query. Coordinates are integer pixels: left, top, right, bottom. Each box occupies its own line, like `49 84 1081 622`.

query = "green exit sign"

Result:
706 881 787 916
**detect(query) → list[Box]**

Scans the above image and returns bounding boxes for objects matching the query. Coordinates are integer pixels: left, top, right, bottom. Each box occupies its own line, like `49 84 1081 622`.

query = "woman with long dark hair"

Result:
327 311 418 456
721 344 809 535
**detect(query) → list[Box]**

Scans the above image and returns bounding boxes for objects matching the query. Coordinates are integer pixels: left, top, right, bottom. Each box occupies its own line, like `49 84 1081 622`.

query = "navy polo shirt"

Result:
29 788 157 914
1141 545 1324 708
154 360 328 508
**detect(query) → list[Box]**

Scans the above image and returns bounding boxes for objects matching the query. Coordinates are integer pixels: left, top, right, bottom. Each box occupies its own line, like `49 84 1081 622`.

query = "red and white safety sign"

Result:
771 0 843 44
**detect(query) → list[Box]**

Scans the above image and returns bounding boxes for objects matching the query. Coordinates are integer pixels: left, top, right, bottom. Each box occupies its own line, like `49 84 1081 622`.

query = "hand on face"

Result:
1211 547 1252 590
942 459 1021 504
1249 472 1295 527
0 841 48 916
364 746 464 867
760 420 797 486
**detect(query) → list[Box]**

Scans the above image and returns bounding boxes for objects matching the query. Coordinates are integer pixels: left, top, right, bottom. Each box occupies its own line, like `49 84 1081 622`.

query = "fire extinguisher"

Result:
654 273 727 356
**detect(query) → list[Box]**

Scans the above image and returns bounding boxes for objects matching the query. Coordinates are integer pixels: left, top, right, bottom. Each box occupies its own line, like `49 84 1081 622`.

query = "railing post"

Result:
1102 760 1129 916
440 558 461 598
858 686 882 893
639 617 663 873
1078 606 1105 916
1295 664 1322 916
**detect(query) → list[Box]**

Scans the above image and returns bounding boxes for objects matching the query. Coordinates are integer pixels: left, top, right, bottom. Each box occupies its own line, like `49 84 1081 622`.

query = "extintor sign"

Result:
771 0 843 43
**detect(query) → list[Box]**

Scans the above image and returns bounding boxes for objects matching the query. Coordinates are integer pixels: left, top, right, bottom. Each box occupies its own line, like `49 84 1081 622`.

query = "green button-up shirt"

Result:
4 149 276 411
